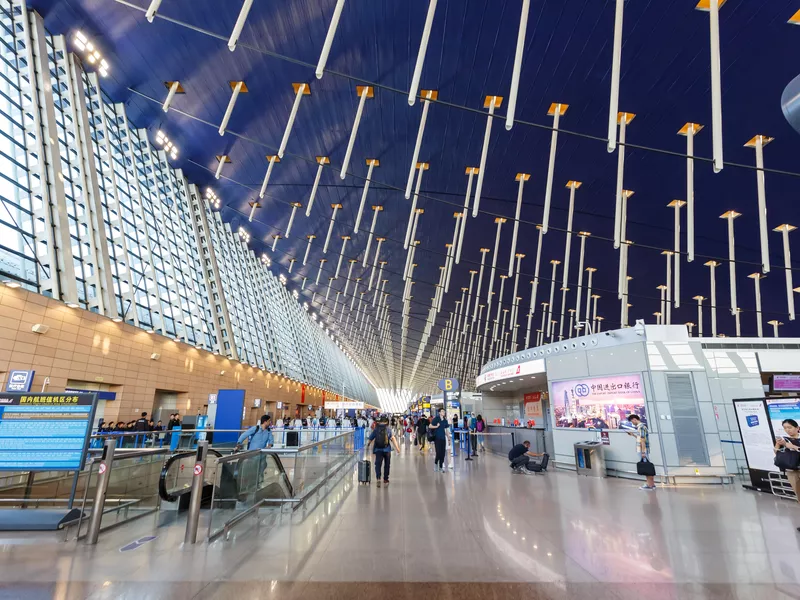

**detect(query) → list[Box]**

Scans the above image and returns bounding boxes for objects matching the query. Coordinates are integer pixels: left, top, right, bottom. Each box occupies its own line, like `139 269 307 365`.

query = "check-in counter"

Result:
485 426 545 456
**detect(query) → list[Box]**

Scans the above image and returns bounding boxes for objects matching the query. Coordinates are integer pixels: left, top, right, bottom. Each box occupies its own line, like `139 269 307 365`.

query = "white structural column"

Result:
457 167 478 264
162 80 183 112
219 81 246 136
530 225 544 317
562 180 580 288
678 123 703 261
768 320 783 338
354 159 379 233
585 267 597 326
306 156 330 216
227 0 254 51
662 251 673 324
405 162 429 249
617 190 634 298
278 83 310 158
485 218 506 322
696 0 725 172
316 0 346 78
363 206 383 267
749 272 764 337
445 213 462 292
258 154 280 201
473 248 490 322
607 0 625 152
547 260 561 337
505 0 531 130
25 11 79 304
316 259 327 286
215 154 230 180
408 1 437 105
775 224 796 321
745 134 773 274
720 210 741 316
341 86 372 179
335 236 350 279
285 203 302 238
405 90 436 198
510 254 524 338
668 200 686 307
706 260 720 337
303 235 316 266
574 233 590 333
145 0 163 22
693 296 705 337
613 114 634 249
509 173 530 275
323 204 342 254
472 96 503 217
542 104 567 233
525 280 535 348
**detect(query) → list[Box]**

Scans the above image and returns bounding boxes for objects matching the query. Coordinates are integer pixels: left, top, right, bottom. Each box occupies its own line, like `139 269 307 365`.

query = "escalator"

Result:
158 450 293 509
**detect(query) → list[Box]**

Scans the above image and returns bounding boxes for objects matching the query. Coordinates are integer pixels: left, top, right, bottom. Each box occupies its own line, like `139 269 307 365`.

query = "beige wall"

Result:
0 286 335 426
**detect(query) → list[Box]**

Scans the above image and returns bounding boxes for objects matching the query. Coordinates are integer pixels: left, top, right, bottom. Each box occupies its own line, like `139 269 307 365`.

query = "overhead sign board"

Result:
475 359 546 388
5 370 34 392
0 392 97 471
324 401 365 410
437 378 459 392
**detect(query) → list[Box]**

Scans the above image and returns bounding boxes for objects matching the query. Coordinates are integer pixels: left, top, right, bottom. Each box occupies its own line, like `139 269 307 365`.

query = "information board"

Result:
0 392 97 471
733 399 777 475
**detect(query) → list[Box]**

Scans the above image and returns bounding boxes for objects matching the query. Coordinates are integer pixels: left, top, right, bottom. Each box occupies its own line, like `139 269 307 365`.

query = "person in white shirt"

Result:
311 414 320 442
273 417 284 447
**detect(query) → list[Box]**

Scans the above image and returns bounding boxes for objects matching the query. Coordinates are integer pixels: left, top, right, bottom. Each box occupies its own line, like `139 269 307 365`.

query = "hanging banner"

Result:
301 384 306 404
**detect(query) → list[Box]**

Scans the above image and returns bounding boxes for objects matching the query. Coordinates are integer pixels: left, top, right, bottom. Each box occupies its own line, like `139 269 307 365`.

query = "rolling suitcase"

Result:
358 459 371 485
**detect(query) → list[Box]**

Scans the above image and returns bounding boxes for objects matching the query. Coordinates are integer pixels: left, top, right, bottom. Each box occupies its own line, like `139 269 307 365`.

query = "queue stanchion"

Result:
184 440 208 545
465 428 473 461
86 437 116 545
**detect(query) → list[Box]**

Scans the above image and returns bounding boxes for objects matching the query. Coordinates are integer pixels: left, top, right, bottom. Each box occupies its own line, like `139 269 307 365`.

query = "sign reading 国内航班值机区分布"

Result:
0 392 97 471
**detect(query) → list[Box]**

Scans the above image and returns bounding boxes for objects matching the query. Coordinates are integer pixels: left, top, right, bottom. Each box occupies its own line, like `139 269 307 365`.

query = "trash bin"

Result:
574 441 607 477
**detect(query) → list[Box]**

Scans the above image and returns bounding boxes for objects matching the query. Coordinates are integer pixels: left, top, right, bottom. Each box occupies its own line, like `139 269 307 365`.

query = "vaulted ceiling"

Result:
33 0 800 392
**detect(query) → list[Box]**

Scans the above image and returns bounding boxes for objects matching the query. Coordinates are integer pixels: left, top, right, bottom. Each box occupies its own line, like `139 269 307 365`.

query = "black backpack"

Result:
374 424 389 449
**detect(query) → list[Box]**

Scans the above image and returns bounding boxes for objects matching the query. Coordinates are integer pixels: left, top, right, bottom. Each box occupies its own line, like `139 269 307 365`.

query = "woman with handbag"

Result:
774 419 800 507
627 414 656 491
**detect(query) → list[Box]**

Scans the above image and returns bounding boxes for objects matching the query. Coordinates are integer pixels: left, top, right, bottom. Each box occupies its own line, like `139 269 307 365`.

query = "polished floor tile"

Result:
1 449 800 598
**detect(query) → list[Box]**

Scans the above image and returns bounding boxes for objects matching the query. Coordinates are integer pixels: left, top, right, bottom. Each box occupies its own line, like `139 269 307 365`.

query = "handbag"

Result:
775 449 800 471
637 457 656 477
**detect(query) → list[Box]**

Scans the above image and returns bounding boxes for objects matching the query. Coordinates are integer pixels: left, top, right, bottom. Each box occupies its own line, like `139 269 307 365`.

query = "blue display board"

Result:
214 389 245 444
5 370 34 392
0 392 97 471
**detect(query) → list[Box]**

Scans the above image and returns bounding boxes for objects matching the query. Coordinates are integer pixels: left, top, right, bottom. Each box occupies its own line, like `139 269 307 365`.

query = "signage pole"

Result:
184 441 209 544
86 438 116 544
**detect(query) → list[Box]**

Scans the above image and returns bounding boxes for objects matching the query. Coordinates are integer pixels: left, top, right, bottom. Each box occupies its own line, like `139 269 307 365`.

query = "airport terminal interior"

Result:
2 0 800 597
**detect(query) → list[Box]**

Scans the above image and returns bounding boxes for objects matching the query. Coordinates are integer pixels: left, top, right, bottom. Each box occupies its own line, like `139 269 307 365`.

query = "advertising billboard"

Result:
550 374 646 430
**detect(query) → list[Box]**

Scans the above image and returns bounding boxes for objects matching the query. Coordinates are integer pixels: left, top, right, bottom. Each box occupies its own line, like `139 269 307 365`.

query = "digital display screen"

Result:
773 375 800 392
0 393 97 470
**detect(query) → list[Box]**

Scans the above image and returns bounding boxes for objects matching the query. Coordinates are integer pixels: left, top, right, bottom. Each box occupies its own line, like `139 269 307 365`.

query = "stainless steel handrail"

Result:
261 430 355 454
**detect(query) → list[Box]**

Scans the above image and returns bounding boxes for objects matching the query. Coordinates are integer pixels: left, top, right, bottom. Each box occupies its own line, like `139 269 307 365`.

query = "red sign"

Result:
194 464 203 476
98 463 106 475
301 384 306 404
524 392 543 418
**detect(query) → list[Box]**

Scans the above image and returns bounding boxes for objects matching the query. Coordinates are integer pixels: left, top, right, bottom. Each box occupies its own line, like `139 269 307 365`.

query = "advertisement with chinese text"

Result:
550 373 646 430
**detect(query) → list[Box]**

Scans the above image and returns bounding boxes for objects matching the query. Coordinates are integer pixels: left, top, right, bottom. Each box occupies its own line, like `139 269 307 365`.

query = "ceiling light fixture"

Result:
73 31 109 77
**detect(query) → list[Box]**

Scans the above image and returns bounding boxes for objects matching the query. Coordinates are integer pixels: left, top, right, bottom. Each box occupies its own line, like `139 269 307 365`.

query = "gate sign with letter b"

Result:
437 378 459 392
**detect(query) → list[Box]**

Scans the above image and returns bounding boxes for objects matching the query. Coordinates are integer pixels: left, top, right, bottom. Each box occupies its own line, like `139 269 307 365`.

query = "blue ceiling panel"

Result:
29 0 800 374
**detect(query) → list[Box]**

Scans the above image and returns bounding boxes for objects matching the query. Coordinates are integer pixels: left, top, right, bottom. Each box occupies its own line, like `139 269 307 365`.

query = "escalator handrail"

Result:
158 449 222 502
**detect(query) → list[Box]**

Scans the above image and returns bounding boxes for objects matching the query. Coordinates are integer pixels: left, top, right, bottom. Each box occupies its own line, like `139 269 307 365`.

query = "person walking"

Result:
476 414 486 452
366 417 401 487
429 408 450 472
235 415 274 450
416 414 429 453
627 414 655 490
774 418 800 531
468 412 478 457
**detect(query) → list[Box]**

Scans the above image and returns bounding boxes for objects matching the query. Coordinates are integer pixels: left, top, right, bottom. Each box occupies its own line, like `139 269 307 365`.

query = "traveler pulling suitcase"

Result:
358 459 371 485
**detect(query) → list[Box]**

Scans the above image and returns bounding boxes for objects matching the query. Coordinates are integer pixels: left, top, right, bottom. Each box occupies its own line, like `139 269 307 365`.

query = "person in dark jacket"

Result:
416 415 429 452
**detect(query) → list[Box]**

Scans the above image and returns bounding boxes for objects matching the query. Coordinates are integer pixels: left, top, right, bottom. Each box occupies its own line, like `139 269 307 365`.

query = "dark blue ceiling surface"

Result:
31 0 800 371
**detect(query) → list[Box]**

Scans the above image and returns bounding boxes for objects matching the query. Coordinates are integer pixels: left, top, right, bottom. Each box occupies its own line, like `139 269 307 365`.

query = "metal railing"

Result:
205 430 357 541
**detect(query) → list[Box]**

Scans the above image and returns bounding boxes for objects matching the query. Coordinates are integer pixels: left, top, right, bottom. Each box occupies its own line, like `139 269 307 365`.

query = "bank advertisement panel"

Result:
550 373 646 430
